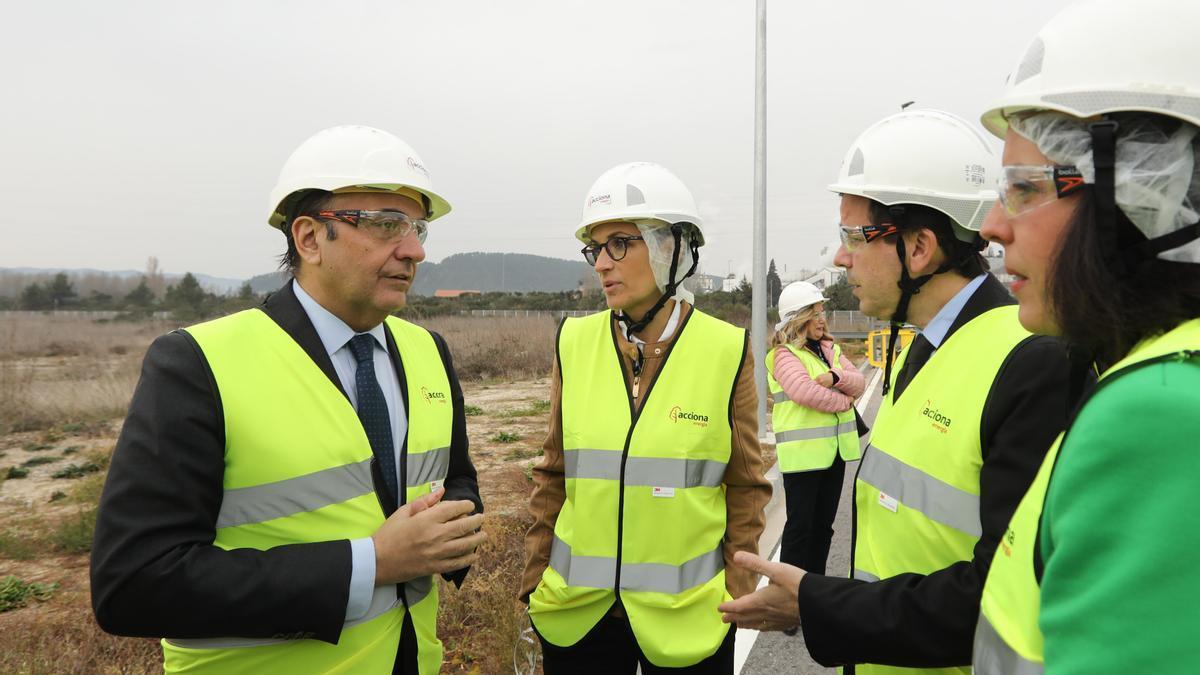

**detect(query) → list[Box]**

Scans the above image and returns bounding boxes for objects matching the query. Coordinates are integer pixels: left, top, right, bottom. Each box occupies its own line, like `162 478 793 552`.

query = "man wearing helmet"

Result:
719 110 1078 674
91 126 485 674
521 162 771 673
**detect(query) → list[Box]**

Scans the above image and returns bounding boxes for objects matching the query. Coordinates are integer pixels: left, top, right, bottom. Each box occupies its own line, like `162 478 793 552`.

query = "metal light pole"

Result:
751 0 769 434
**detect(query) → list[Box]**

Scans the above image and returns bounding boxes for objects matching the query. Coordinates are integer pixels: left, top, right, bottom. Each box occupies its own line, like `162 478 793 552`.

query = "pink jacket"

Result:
771 340 865 413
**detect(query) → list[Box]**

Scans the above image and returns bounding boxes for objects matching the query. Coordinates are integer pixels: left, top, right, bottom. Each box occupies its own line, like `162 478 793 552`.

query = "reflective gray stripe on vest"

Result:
216 447 451 529
407 446 450 487
216 458 374 529
563 449 726 489
165 583 405 649
772 391 789 404
858 445 982 538
973 613 1044 675
548 536 723 594
404 574 434 607
852 568 879 582
564 449 623 481
775 420 857 444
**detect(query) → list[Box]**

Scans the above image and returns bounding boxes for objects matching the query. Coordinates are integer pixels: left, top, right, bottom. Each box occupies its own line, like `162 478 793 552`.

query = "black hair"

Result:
867 201 987 278
278 190 337 273
1048 190 1200 368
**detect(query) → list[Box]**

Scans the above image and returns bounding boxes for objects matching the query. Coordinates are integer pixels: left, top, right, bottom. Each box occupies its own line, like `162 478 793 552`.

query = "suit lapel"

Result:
259 280 350 402
383 327 410 415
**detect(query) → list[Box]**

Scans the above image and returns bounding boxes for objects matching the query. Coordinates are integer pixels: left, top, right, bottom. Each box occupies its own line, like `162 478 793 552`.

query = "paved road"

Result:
738 366 884 675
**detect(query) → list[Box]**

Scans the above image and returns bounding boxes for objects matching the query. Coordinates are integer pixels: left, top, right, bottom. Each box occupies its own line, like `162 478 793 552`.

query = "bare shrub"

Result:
415 316 558 381
438 510 534 674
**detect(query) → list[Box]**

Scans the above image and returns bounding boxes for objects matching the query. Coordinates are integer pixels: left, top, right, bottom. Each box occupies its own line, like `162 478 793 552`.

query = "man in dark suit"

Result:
91 125 485 674
719 110 1080 674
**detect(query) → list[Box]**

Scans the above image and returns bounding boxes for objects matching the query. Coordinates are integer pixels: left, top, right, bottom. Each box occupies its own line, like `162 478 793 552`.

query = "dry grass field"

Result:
0 310 844 673
0 312 557 674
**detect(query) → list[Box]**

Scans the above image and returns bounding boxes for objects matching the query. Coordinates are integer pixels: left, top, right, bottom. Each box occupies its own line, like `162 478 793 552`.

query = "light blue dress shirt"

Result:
918 273 988 349
293 280 407 620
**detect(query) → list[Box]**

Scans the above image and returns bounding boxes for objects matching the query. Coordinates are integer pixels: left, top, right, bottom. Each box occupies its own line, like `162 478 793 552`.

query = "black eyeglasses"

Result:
581 235 644 265
316 209 428 244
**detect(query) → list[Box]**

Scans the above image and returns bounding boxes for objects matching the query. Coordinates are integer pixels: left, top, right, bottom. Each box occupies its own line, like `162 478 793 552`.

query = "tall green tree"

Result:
824 276 859 311
767 259 782 308
123 278 156 311
47 272 77 309
165 273 210 319
20 282 50 310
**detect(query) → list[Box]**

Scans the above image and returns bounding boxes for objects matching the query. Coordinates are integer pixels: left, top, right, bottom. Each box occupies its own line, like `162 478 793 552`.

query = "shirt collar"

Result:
918 273 987 349
292 279 388 355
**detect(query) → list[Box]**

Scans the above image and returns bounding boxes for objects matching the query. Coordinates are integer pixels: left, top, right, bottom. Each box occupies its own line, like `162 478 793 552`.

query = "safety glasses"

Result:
316 209 429 244
581 235 644 265
997 165 1086 217
838 223 897 251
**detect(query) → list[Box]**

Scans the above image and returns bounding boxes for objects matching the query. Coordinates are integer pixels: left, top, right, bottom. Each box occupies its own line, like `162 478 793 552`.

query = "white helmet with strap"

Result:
576 162 705 336
981 0 1200 266
830 109 999 396
776 282 827 331
268 125 451 229
829 108 999 241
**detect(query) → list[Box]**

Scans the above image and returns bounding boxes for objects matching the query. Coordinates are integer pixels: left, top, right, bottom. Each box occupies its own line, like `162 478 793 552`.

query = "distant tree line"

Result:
1 271 858 326
1 272 263 320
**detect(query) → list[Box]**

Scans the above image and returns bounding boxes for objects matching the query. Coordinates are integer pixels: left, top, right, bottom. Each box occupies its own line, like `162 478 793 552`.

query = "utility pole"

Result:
752 0 769 434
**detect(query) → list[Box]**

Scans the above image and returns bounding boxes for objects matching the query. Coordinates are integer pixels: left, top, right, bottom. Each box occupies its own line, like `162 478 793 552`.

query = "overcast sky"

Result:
2 0 1075 281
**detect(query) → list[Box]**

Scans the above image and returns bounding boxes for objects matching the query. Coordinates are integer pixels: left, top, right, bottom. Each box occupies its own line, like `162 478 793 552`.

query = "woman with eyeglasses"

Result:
766 282 863 579
519 162 770 674
972 1 1200 672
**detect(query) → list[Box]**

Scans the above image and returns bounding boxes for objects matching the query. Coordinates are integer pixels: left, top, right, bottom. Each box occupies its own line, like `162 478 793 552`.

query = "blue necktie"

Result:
347 334 398 501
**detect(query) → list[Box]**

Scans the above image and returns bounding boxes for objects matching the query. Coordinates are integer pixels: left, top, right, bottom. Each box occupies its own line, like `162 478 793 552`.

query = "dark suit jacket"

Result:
90 282 481 644
797 274 1082 670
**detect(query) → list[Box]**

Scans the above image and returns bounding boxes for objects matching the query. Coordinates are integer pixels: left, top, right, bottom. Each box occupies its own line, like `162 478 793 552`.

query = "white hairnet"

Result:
634 220 700 303
1009 112 1200 263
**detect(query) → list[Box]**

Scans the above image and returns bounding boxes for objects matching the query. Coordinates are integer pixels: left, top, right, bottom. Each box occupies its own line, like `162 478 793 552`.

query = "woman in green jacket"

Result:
973 1 1200 672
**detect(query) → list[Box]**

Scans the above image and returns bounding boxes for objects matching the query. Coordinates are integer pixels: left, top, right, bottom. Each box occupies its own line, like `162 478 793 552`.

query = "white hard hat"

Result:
777 281 826 322
575 162 704 245
267 125 451 229
828 109 999 239
981 0 1200 139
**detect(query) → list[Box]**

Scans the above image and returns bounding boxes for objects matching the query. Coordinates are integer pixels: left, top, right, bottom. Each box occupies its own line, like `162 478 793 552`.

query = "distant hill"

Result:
251 253 589 295
5 253 591 299
410 252 590 295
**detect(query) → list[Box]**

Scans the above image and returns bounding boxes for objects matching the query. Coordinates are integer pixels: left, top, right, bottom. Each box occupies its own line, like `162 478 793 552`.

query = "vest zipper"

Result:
609 311 691 604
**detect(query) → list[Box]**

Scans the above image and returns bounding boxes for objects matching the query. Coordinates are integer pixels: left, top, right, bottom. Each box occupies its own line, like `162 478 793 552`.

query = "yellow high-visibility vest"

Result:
529 308 746 668
853 306 1029 675
973 319 1200 675
767 342 859 473
164 310 452 674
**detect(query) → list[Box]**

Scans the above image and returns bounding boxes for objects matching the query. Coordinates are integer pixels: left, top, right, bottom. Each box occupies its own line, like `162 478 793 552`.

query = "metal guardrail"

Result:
826 310 888 334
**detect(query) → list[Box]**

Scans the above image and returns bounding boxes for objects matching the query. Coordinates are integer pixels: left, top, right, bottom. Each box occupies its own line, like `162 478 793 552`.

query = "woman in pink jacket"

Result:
766 282 864 577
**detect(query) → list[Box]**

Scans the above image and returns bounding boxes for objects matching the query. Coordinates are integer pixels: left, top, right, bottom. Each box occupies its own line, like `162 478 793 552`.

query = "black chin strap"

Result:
1090 120 1123 276
880 206 971 397
615 223 700 372
1090 119 1200 271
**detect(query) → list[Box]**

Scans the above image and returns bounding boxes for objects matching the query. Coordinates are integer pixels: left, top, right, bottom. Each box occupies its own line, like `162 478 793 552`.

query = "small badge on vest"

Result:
652 486 676 498
430 479 444 492
877 492 899 513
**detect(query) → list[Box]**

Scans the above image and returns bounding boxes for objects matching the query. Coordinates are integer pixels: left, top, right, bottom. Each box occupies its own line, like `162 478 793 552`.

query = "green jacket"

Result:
1038 348 1200 671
